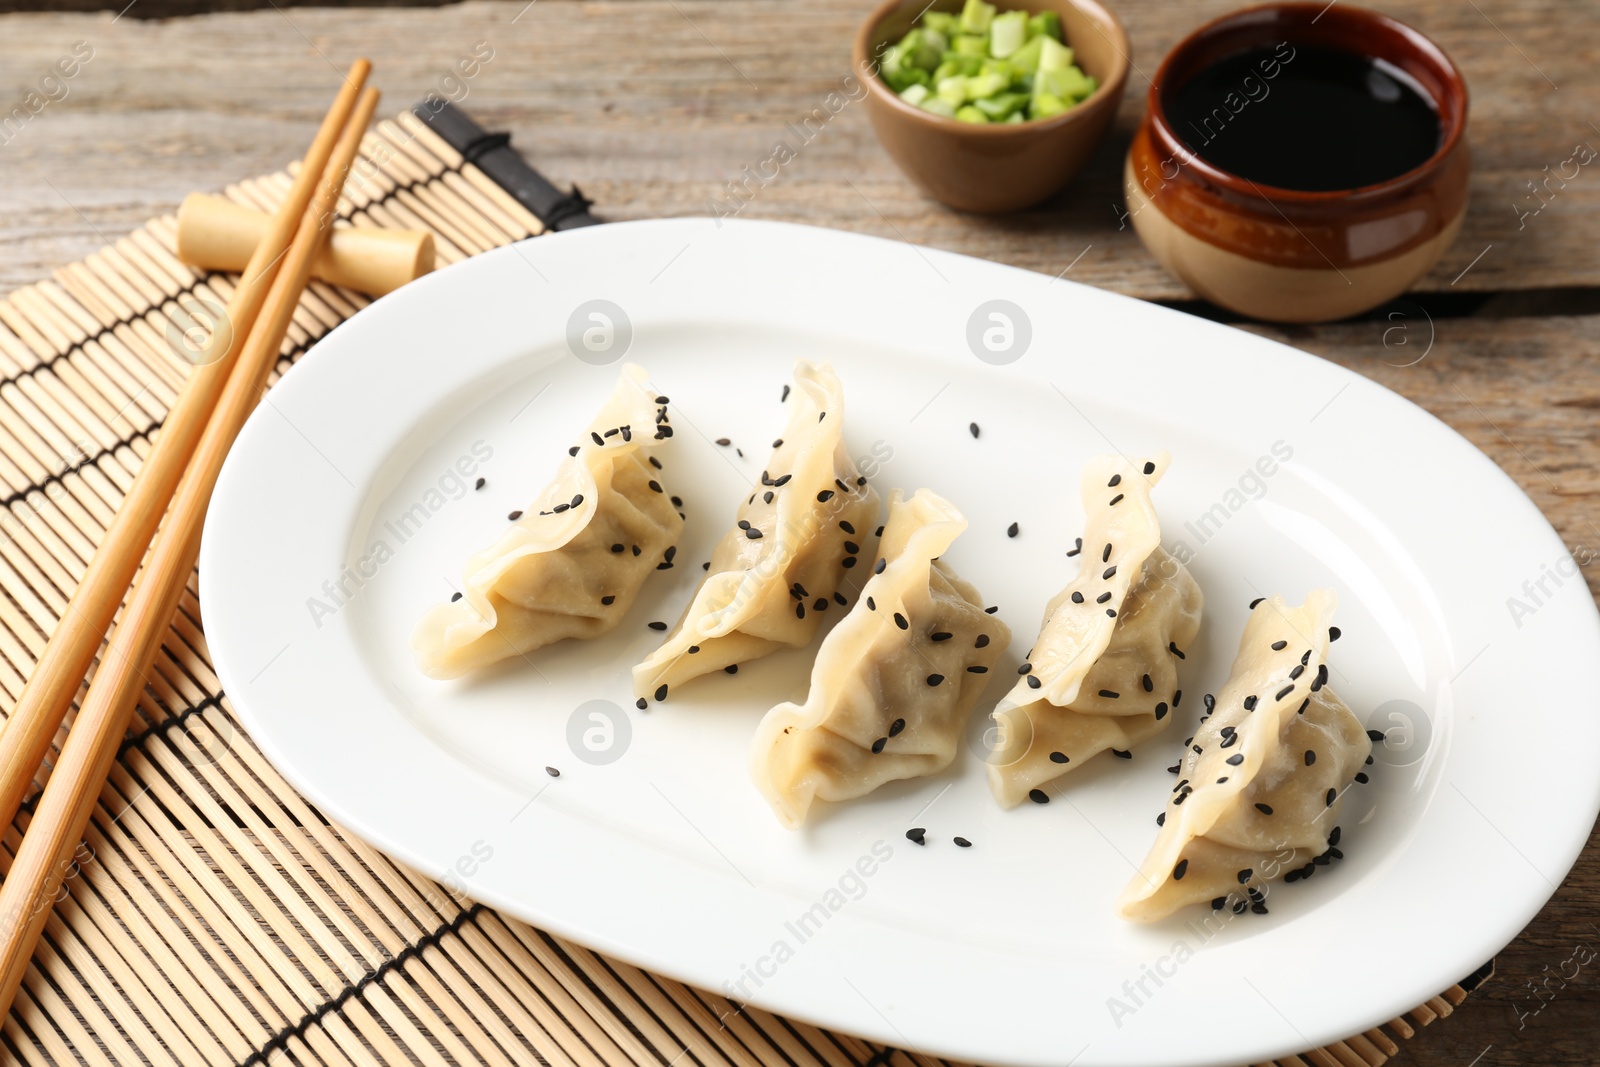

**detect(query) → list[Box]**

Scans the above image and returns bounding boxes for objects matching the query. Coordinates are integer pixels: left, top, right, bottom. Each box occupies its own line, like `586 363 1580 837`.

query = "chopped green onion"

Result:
880 5 1097 122
989 10 1027 58
958 0 997 35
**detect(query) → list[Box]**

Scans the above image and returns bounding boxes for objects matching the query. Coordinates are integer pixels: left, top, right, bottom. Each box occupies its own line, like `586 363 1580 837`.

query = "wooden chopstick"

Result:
0 58 374 838
0 79 381 1019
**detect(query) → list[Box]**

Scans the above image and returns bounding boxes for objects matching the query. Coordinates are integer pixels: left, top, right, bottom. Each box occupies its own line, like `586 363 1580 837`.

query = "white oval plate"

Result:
201 218 1600 1067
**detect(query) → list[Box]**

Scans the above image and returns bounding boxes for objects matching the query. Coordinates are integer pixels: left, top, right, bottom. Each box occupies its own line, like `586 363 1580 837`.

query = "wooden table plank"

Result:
2 0 1598 297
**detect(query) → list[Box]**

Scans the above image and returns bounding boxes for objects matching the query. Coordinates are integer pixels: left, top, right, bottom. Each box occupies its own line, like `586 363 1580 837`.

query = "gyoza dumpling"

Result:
633 362 879 702
1117 590 1370 922
413 364 683 678
987 452 1202 806
750 489 1009 828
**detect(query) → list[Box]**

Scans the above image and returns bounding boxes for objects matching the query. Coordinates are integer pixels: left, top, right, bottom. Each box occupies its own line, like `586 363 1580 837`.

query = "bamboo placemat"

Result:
0 105 1492 1067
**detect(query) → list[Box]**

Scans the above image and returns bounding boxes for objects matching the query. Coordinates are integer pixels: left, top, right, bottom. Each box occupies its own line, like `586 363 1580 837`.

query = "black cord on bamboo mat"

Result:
117 693 225 757
240 903 486 1067
412 100 601 232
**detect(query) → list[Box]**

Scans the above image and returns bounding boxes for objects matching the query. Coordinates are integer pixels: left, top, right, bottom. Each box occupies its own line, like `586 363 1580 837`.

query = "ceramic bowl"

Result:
1125 2 1469 322
854 0 1130 213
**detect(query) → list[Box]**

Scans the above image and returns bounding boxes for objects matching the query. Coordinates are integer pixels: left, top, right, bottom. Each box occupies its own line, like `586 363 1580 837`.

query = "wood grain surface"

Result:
1 2 1596 1065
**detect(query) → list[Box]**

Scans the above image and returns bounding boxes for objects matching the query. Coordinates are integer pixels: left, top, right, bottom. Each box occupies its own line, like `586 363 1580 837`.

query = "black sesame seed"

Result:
508 510 523 521
1173 690 1182 707
795 603 806 619
930 632 953 642
1366 729 1385 743
1289 664 1305 680
817 490 835 502
1026 676 1042 689
866 597 876 610
1143 460 1156 475
1028 788 1049 805
1096 592 1112 604
926 673 944 687
655 395 670 404
649 456 662 469
1329 626 1342 641
781 384 790 402
450 591 462 602
1108 473 1122 487
1112 749 1132 759
1066 538 1083 557
954 837 972 848
1154 702 1169 720
590 432 604 446
647 621 667 631
842 557 857 568
815 598 827 611
1355 772 1370 784
887 718 905 737
1098 689 1120 699
1326 787 1337 807
1226 754 1243 766
1304 750 1317 766
834 592 848 606
715 437 730 446
1271 640 1287 651
1159 813 1169 827
746 528 763 539
1102 565 1118 580
544 766 560 778
1173 859 1188 880
725 664 738 674
601 595 616 606
688 645 700 653
967 665 988 674
1107 608 1117 617
969 422 980 438
1217 776 1229 784
1174 791 1189 806
1211 896 1225 909
843 541 860 554
569 446 581 457
1237 868 1253 884
1205 694 1217 713
773 474 792 487
1233 900 1248 914
552 503 570 514
1109 493 1124 505
1169 642 1185 659
839 520 855 534
1071 592 1084 604
875 558 886 574
1048 751 1069 764
1007 522 1019 538
894 612 909 630
1141 674 1153 693
906 827 925 845
984 605 999 614
871 737 887 754
1328 846 1344 860
654 684 668 701
632 545 642 556
1275 684 1294 701
1243 695 1258 711
1299 698 1311 715
636 698 647 710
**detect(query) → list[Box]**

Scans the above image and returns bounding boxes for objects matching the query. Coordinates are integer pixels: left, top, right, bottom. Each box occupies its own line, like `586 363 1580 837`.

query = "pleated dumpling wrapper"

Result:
1116 590 1370 922
633 362 879 702
750 488 1009 828
987 451 1203 806
412 364 683 679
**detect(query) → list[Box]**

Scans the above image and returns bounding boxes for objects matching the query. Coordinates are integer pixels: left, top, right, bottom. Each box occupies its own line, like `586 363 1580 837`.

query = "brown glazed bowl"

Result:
854 0 1130 213
1125 3 1469 322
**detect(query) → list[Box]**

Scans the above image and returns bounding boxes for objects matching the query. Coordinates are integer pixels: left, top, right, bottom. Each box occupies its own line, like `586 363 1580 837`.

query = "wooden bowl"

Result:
853 0 1131 214
1125 2 1470 322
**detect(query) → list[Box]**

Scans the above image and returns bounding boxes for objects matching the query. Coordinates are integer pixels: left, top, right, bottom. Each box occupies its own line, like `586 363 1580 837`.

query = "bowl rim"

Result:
851 0 1132 136
1143 0 1469 203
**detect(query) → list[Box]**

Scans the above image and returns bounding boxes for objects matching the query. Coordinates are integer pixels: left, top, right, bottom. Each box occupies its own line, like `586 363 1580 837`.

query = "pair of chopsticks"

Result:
0 59 379 1015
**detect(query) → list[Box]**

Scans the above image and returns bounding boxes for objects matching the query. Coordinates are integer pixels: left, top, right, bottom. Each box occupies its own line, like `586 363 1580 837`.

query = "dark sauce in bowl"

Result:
1165 44 1441 191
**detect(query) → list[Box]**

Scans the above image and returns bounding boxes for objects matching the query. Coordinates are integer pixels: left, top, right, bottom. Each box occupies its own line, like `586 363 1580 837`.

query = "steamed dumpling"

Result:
633 362 879 701
413 364 682 678
988 452 1202 806
750 489 1009 827
1116 590 1370 922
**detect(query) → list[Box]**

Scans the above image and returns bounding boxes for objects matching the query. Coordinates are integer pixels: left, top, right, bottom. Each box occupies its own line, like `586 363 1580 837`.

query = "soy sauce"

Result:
1165 44 1441 191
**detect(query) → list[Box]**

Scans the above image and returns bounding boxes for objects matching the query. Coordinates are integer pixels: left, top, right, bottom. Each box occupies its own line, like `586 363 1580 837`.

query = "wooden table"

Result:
2 1 1596 1064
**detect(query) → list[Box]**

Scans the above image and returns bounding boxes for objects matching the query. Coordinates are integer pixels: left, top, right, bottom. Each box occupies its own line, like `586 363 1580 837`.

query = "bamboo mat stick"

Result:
0 79 380 1021
0 61 374 836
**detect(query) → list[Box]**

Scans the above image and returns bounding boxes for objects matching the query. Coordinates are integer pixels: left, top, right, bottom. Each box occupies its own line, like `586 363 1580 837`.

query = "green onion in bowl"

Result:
878 0 1099 122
